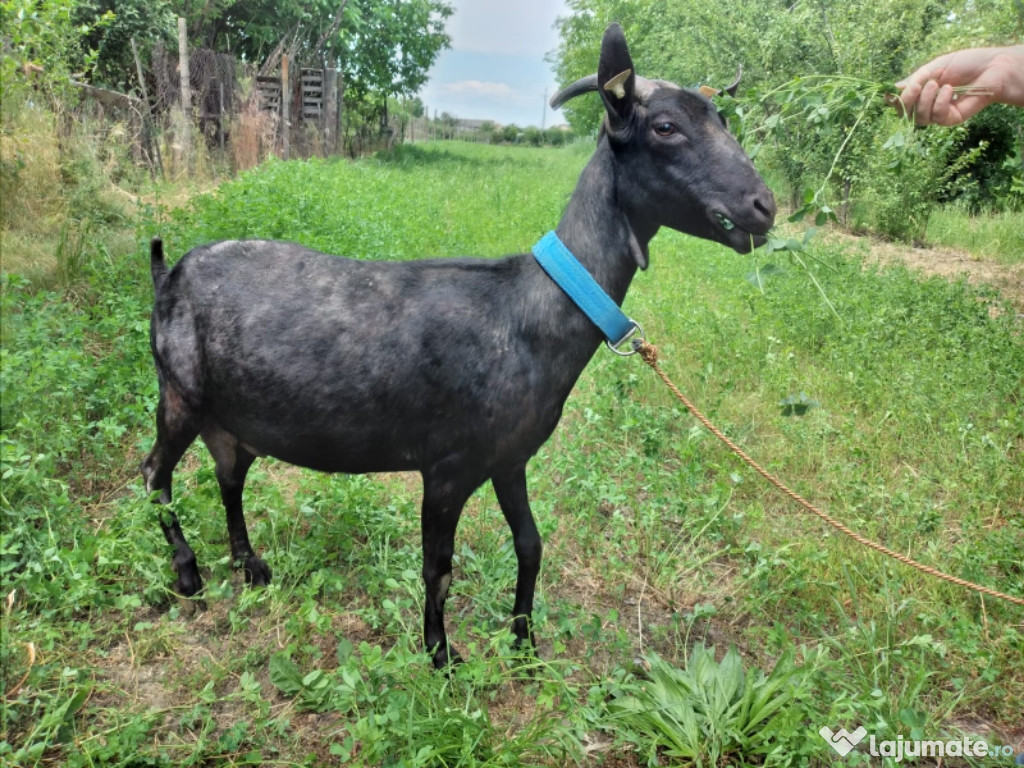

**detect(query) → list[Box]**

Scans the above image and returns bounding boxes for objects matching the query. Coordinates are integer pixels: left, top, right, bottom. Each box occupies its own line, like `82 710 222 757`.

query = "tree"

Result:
65 0 451 107
1 0 112 98
552 0 1023 227
501 124 521 143
544 126 568 146
72 0 174 90
342 0 452 132
523 125 543 146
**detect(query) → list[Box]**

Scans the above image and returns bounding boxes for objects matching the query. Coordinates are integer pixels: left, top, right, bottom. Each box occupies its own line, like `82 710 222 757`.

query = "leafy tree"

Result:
341 0 452 130
71 0 174 90
1 0 112 98
477 120 497 143
406 95 425 118
64 0 450 107
552 0 1023 229
544 126 568 146
501 123 522 143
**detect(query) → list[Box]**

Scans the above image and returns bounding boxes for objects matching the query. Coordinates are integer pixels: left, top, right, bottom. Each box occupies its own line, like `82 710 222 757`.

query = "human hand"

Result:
893 46 1024 126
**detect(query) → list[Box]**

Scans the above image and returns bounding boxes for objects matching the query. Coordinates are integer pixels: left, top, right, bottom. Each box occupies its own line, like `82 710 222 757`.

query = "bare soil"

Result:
831 229 1024 313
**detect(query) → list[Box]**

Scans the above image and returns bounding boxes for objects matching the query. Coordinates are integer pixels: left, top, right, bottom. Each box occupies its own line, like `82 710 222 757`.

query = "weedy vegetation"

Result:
2 142 1022 767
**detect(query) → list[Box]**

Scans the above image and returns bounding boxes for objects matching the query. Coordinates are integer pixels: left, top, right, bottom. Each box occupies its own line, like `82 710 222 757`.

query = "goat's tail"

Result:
150 237 168 291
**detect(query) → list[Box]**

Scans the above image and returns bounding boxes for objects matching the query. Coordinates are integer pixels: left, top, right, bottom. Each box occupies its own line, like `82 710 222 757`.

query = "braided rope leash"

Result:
634 340 1024 608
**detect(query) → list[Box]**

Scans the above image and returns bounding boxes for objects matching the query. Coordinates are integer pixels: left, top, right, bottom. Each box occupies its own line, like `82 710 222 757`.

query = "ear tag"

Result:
698 85 719 98
603 69 632 99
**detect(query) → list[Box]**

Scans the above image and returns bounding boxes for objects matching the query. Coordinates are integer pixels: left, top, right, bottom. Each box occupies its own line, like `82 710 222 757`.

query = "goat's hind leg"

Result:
201 426 272 587
141 387 204 597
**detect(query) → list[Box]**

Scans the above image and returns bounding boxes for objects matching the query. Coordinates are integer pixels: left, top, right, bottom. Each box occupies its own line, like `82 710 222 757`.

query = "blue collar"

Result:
531 231 642 355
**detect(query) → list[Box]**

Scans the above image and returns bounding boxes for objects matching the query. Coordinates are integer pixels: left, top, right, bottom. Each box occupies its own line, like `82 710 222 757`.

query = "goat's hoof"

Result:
511 632 538 657
509 618 537 655
174 592 206 616
172 557 203 598
429 643 463 671
172 571 207 615
242 556 272 587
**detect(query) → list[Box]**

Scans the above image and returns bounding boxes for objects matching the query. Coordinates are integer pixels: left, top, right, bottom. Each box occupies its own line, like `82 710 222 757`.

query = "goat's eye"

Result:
653 122 675 137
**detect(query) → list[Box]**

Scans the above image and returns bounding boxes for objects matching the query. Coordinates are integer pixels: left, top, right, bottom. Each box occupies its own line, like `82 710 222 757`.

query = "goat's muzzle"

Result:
711 186 777 254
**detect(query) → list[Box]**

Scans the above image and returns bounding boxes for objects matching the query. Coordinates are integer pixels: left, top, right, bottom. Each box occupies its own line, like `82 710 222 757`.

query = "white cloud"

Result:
446 0 567 58
417 0 569 126
443 80 517 100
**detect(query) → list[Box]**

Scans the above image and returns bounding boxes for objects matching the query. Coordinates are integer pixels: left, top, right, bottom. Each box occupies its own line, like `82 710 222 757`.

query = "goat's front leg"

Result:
420 467 476 669
493 465 542 653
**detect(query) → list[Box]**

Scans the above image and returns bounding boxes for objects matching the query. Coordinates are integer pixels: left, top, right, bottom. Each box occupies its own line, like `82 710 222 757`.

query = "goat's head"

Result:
552 23 776 258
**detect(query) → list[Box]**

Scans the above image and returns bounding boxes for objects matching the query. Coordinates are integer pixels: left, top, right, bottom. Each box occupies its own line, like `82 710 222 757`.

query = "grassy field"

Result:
2 141 1022 767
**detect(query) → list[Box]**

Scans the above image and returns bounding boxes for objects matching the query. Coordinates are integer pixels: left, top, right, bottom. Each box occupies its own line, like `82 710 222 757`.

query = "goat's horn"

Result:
725 65 742 97
550 74 598 109
697 66 743 99
634 76 659 103
551 73 682 108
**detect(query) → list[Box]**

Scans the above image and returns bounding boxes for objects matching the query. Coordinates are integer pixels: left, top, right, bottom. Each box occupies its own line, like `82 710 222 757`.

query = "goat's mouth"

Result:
711 209 771 254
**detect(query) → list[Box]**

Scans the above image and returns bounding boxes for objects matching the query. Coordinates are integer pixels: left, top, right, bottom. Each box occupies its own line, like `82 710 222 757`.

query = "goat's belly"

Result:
218 415 423 474
213 399 555 479
267 443 420 475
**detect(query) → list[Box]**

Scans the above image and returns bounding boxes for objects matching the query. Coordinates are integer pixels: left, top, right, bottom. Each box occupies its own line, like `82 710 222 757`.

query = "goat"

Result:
142 23 776 668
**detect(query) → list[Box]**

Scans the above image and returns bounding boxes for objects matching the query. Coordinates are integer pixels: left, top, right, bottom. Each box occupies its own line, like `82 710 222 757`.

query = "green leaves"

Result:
268 639 588 766
268 653 335 712
744 261 785 291
606 645 808 766
343 0 453 102
779 392 820 417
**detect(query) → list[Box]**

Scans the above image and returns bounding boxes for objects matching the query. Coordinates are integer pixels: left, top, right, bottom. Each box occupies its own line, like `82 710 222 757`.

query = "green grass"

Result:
925 206 1024 265
2 141 1022 767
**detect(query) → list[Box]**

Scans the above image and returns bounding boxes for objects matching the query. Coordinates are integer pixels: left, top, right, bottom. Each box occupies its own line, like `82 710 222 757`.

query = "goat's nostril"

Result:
753 193 776 222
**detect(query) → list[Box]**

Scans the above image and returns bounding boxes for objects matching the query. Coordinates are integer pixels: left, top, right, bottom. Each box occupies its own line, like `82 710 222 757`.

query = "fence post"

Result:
281 54 290 160
218 82 226 154
131 37 163 179
177 17 193 173
324 69 338 155
337 75 346 155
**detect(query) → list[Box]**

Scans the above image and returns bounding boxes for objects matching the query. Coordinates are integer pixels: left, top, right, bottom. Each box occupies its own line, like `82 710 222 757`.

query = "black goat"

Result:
142 24 775 668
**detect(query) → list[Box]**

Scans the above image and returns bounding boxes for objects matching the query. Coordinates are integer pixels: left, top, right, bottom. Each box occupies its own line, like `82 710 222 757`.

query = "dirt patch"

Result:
829 230 1024 313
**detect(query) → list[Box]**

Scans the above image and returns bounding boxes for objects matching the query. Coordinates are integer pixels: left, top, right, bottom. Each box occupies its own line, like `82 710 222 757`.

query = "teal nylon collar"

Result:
531 231 642 354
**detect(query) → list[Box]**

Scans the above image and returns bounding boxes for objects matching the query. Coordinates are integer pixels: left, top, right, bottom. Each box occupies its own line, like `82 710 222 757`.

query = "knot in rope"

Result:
636 339 659 366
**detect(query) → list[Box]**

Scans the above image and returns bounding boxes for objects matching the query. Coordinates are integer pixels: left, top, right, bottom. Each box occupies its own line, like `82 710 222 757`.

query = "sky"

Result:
417 0 570 129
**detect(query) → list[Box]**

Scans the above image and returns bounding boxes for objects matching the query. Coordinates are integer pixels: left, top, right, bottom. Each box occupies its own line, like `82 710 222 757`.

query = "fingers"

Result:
914 79 948 125
908 82 994 125
894 78 964 126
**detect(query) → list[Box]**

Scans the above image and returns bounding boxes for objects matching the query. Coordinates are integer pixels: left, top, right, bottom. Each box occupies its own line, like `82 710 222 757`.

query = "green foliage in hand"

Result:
552 0 1024 237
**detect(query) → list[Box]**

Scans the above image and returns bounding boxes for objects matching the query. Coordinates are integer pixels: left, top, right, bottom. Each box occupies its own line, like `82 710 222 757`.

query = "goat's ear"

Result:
597 23 636 137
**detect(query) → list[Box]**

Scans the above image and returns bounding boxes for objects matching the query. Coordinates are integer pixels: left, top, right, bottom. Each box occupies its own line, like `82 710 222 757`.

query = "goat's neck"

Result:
554 141 648 306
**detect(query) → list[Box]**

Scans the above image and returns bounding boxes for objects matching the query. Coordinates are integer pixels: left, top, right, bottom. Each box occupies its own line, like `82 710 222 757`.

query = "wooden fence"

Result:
66 17 441 179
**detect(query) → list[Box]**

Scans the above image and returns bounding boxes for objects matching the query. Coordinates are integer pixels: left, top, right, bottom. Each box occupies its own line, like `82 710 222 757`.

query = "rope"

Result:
634 340 1024 608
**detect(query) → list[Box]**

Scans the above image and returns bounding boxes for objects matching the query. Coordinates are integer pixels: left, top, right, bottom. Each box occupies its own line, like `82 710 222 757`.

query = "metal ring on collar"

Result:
606 320 644 356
